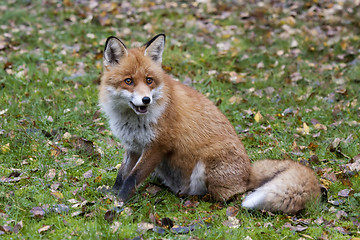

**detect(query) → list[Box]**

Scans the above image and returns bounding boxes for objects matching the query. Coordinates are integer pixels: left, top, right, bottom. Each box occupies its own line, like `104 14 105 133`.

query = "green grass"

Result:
1 0 360 239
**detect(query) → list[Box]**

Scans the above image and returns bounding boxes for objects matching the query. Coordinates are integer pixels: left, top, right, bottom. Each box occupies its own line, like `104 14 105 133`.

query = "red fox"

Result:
99 34 321 214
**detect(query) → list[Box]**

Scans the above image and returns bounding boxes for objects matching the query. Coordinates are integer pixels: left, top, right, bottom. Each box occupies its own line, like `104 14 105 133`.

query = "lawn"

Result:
0 0 359 239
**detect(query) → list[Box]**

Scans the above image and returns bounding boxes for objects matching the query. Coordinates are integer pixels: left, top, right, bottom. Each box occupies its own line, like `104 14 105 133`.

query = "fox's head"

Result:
100 34 166 115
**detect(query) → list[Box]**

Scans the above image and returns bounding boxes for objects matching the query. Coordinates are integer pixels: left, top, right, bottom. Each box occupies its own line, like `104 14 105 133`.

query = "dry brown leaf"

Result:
226 206 239 217
30 207 45 219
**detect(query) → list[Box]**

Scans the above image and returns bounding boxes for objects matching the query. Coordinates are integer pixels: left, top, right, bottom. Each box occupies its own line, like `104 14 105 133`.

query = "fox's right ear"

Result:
103 36 128 66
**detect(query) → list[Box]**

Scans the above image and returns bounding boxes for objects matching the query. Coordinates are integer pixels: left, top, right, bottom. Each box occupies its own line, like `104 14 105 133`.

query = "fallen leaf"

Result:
322 171 337 182
228 96 242 104
296 122 310 135
309 155 320 164
152 226 166 234
94 175 102 183
308 142 319 151
226 206 239 217
83 170 93 179
44 169 56 180
50 191 64 200
71 211 83 217
137 222 154 233
50 182 61 191
209 202 224 210
110 221 121 233
282 108 294 116
338 189 351 197
314 123 327 131
333 226 351 235
13 220 23 234
170 225 190 234
104 210 116 223
183 200 199 208
0 225 12 233
345 154 360 171
122 207 133 217
68 199 79 204
314 217 325 225
38 225 51 234
0 143 10 153
329 138 341 151
30 207 45 219
254 111 263 122
69 136 100 159
222 216 241 228
303 122 310 134
284 222 308 232
50 204 69 213
146 185 162 195
335 210 348 219
257 61 264 69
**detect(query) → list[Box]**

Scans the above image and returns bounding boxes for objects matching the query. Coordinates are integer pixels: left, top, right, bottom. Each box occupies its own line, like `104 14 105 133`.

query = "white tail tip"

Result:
241 190 267 209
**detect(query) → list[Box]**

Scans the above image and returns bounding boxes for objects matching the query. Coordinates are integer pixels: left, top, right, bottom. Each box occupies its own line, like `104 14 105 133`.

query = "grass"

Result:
1 0 360 239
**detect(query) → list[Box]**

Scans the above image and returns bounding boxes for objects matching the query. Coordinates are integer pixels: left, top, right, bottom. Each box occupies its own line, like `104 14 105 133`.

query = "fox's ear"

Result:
144 34 166 65
103 36 128 66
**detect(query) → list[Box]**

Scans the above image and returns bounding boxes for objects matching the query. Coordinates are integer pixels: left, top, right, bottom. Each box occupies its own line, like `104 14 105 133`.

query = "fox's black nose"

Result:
142 97 151 104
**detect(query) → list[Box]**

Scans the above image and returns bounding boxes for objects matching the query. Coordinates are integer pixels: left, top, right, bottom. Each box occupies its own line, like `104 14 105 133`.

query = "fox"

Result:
98 33 321 214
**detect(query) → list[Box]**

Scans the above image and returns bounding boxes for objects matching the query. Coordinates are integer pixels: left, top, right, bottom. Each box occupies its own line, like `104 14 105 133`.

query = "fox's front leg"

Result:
112 151 140 193
117 146 165 202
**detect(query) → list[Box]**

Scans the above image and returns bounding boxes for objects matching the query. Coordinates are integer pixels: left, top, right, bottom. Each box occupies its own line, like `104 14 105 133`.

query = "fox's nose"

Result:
142 97 151 104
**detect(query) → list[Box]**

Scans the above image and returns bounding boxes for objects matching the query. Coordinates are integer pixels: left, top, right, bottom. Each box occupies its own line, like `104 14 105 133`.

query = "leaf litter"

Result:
0 0 360 238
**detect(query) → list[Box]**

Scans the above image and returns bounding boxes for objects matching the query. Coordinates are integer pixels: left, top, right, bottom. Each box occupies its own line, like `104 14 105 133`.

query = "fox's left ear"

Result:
144 34 166 65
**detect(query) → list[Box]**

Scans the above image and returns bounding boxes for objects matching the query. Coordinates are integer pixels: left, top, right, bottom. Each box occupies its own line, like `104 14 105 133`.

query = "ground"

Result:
0 0 359 239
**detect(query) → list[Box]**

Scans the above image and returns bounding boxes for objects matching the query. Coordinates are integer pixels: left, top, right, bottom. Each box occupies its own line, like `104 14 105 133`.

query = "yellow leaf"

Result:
96 63 102 70
1 143 10 153
320 178 331 189
228 96 242 104
314 123 327 131
222 34 231 39
340 41 347 51
254 111 262 122
303 122 310 134
50 191 64 200
203 216 213 223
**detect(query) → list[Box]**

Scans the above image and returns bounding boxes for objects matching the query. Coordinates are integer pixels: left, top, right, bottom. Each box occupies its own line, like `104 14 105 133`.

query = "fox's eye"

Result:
124 78 133 85
146 77 153 85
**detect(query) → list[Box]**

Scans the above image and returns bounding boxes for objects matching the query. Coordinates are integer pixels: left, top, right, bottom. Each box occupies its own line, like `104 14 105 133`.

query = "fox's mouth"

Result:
130 102 148 114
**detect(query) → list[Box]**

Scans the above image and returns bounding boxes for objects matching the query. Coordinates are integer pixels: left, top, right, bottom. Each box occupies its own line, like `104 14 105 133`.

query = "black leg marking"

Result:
112 170 124 193
117 174 136 201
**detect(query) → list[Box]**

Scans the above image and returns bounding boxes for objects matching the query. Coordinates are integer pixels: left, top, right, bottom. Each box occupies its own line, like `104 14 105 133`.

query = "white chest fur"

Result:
109 111 156 152
100 86 166 152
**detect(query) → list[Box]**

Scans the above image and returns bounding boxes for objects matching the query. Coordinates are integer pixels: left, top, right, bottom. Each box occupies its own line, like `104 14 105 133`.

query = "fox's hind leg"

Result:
206 158 250 201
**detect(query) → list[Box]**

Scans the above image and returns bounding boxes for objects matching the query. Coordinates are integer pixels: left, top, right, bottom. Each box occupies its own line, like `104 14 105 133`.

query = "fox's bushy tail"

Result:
242 160 320 214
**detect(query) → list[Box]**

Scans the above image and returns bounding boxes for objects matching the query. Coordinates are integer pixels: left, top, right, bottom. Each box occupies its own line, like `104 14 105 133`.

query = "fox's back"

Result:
158 77 243 149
